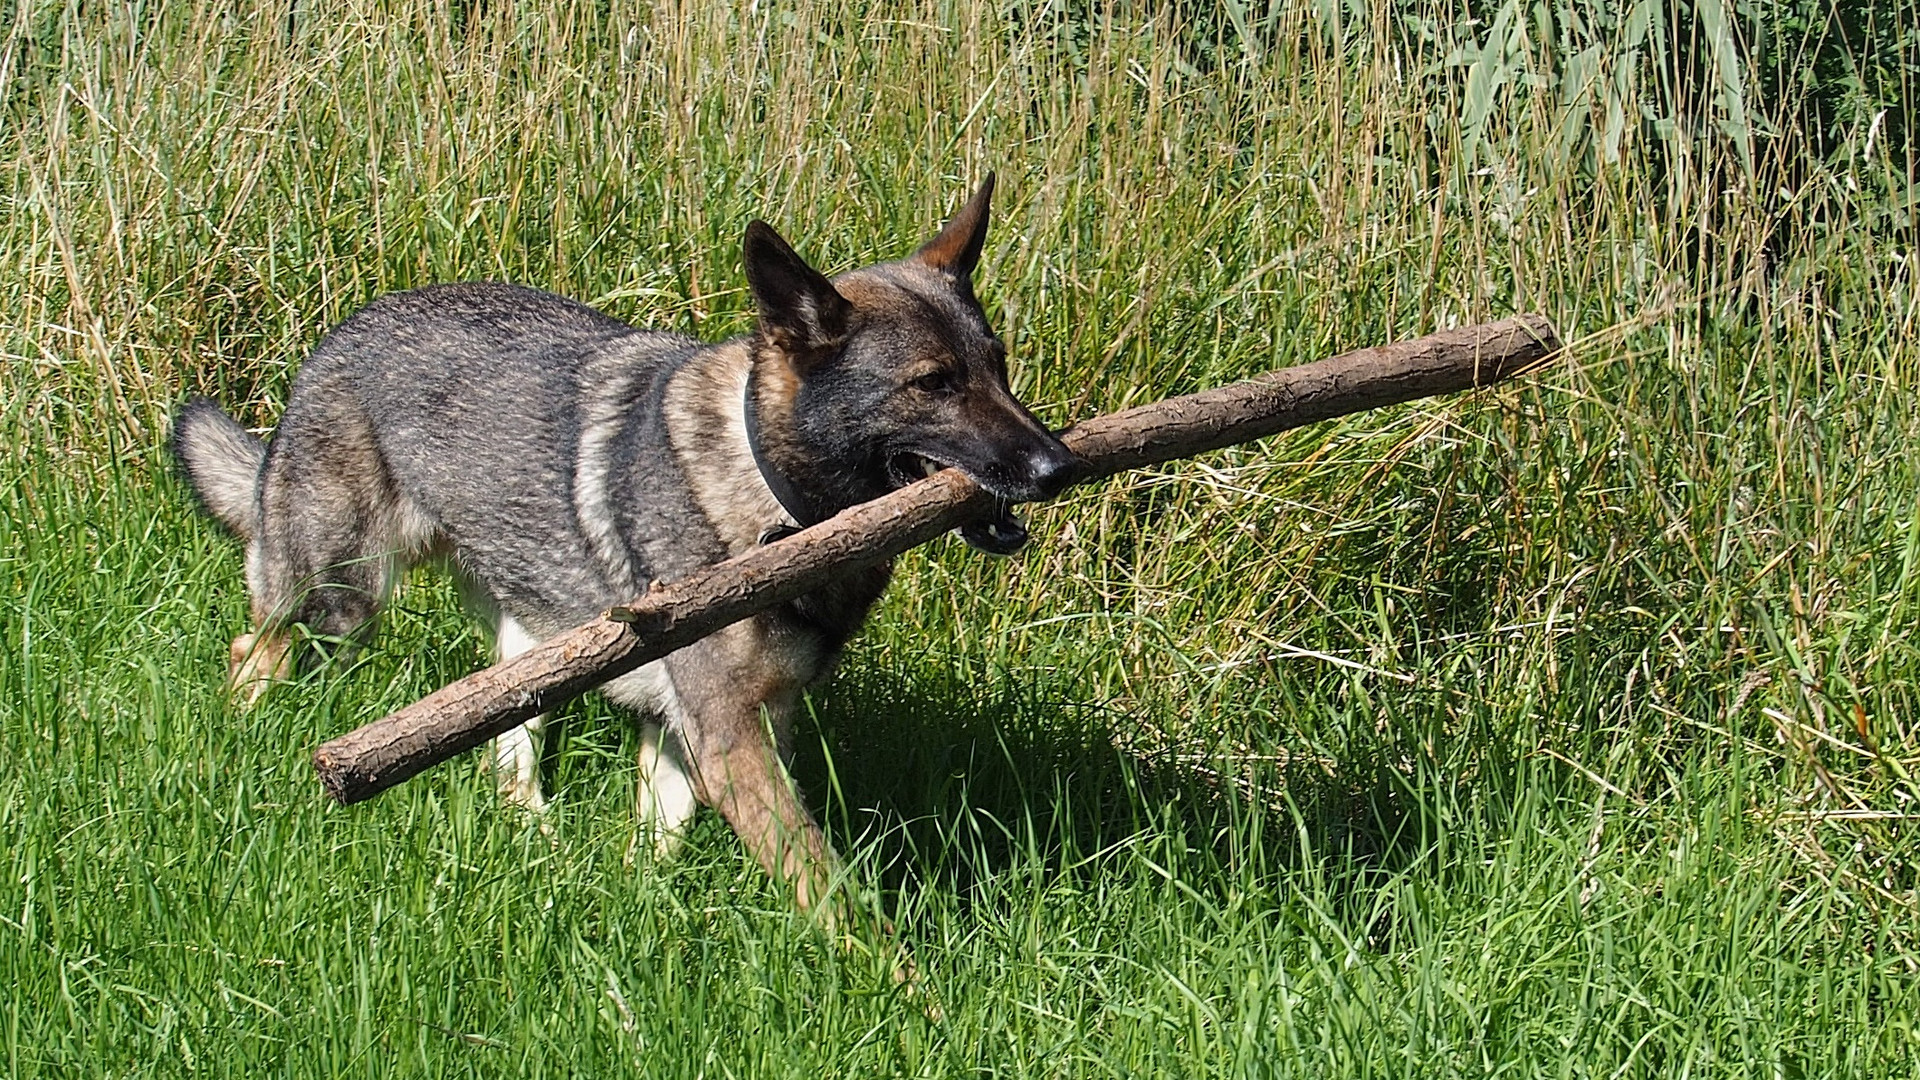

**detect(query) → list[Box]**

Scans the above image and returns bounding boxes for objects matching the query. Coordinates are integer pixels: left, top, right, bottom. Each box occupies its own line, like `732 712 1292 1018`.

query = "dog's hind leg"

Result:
486 614 550 816
171 397 293 703
225 536 293 706
232 547 393 704
232 507 398 705
228 407 425 704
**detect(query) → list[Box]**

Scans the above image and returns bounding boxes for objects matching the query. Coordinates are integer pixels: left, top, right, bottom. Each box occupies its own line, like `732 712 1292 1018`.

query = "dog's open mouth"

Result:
885 452 947 488
956 506 1028 555
886 452 1030 556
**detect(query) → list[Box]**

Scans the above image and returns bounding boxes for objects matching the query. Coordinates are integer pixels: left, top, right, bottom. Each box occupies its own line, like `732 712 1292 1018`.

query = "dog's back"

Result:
276 282 715 633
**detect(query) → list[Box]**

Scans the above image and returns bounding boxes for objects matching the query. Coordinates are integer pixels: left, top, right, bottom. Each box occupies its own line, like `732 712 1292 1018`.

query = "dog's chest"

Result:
750 559 894 684
581 340 894 680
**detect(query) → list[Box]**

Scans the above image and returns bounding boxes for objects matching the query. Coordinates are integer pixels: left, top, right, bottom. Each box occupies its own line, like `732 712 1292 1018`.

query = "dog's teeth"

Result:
920 458 937 477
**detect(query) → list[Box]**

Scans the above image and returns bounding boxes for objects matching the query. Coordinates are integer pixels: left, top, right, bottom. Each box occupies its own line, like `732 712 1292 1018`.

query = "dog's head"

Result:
743 176 1078 554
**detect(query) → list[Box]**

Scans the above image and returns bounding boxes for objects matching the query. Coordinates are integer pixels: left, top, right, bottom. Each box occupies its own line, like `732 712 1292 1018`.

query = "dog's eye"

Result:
911 370 959 395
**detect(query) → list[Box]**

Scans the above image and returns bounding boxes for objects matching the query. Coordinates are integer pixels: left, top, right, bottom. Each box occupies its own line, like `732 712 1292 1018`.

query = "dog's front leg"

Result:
631 720 700 861
665 633 932 1004
686 708 839 917
485 615 550 817
666 640 841 921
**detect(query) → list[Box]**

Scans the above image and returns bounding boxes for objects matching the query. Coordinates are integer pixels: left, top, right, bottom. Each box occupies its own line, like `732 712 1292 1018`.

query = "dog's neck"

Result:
741 350 895 537
741 380 818 536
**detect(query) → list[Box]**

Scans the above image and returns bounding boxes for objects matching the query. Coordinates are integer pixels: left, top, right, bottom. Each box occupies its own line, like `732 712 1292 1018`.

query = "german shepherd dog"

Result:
172 177 1077 919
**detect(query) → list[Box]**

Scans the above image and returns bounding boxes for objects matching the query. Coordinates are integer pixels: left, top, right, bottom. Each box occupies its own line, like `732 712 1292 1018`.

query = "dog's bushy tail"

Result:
172 396 266 538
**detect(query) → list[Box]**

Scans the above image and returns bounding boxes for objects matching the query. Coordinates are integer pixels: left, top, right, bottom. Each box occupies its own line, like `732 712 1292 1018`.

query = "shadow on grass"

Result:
785 659 1460 924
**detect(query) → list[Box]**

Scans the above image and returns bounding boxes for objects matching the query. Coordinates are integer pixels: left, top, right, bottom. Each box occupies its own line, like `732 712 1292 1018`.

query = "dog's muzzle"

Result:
889 443 1077 557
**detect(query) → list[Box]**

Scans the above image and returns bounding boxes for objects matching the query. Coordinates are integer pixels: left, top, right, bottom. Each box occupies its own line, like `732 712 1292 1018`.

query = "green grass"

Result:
5 0 1919 1075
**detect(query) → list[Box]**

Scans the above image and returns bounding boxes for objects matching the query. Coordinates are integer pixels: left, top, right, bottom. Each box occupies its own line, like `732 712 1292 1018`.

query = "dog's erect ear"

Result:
744 220 852 366
912 173 994 279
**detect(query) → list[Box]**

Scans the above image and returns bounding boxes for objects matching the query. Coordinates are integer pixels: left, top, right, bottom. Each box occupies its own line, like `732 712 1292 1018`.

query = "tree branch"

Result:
312 314 1560 805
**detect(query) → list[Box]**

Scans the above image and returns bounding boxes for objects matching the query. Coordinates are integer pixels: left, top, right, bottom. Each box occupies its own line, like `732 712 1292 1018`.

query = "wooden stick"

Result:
313 314 1560 804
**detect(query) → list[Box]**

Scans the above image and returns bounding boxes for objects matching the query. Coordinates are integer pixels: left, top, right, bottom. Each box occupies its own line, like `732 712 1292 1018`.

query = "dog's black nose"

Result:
1024 442 1081 501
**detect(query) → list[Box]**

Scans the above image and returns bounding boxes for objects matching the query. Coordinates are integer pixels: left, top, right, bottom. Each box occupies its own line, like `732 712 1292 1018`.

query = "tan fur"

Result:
661 341 790 552
662 619 837 915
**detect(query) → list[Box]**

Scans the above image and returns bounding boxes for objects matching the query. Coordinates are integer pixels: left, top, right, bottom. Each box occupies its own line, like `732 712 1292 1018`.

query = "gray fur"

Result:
172 179 1080 922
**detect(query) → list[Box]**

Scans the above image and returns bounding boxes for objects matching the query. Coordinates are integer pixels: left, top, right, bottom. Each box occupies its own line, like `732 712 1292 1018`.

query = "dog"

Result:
172 176 1078 918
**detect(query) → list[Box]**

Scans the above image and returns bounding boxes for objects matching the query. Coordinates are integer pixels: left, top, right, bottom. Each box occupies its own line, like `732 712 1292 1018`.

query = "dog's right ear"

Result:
744 220 851 370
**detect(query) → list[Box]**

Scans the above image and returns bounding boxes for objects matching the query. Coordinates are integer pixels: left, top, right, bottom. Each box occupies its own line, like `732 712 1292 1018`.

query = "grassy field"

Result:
5 0 1919 1074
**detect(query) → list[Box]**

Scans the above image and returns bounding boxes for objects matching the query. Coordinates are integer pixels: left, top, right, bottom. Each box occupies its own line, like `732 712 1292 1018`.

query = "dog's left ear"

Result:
912 173 994 280
744 220 853 367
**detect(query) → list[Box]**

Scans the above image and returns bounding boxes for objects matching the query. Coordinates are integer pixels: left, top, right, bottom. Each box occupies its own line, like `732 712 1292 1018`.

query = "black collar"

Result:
743 380 819 538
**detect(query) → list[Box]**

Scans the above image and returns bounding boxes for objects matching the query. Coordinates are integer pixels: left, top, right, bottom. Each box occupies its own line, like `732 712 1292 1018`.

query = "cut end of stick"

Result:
311 747 364 806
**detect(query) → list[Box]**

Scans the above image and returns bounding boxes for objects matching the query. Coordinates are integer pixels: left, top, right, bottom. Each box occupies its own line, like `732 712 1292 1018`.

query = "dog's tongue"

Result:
958 505 1029 555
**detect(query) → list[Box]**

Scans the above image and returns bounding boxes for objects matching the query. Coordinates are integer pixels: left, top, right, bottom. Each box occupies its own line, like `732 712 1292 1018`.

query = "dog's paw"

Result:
838 922 944 1022
226 632 292 709
623 820 689 866
497 781 554 825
